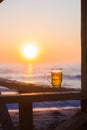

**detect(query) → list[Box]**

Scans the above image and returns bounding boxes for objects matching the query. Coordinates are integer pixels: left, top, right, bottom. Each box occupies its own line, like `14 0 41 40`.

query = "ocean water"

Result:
0 63 81 110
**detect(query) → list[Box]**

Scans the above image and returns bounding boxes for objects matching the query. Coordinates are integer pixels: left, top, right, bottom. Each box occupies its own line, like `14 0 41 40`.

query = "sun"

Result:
22 43 39 59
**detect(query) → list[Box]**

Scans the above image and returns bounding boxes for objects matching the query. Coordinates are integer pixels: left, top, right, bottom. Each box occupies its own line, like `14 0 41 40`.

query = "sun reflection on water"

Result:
25 64 34 84
28 64 33 77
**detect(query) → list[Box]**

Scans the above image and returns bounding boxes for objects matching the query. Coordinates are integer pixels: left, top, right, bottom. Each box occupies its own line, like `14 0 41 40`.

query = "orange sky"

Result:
0 0 81 64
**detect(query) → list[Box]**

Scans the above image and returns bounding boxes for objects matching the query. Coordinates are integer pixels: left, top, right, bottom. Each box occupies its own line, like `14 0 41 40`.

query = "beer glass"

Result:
49 68 62 88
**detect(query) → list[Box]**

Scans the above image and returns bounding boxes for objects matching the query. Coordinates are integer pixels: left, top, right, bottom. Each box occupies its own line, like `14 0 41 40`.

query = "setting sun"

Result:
22 43 39 59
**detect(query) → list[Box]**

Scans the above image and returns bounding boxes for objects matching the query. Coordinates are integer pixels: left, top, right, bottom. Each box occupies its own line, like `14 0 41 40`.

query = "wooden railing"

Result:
0 91 83 130
0 78 84 130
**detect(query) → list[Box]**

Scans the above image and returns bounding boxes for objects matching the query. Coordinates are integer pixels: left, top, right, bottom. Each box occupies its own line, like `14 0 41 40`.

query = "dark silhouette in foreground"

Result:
0 0 4 3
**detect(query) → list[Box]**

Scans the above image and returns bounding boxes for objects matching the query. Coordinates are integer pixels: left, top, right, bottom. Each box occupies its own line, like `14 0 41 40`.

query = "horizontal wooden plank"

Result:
0 78 80 93
0 91 85 104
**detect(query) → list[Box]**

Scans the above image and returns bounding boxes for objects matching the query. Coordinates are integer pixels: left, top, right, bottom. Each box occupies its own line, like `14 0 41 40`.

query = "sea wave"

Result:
21 74 81 80
0 73 81 82
63 74 81 80
6 100 80 110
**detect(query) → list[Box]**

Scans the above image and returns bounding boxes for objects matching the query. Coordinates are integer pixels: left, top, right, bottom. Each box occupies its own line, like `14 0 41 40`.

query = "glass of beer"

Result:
51 68 62 88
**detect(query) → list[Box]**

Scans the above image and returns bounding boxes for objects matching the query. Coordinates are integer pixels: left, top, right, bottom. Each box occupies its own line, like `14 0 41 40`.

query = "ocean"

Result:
0 63 81 110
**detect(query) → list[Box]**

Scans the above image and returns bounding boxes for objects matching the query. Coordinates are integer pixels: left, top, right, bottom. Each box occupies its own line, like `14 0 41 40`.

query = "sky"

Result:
0 0 81 64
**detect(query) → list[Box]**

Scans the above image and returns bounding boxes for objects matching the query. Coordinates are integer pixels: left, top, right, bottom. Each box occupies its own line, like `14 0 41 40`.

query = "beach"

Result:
4 107 79 130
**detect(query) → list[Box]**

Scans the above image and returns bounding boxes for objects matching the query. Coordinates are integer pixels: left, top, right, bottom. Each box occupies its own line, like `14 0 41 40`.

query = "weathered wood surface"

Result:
0 92 15 130
19 103 33 130
0 91 84 104
0 104 15 130
0 78 80 93
81 0 87 112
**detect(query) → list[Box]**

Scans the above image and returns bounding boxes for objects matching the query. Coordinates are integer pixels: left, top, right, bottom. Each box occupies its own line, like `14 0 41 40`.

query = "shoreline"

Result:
7 107 80 130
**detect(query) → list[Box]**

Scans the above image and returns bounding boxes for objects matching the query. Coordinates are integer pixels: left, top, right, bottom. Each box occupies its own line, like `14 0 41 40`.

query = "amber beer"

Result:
51 68 62 87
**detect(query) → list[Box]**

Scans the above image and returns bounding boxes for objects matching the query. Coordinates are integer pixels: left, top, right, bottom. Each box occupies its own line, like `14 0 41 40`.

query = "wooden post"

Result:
0 0 4 3
81 0 87 112
0 104 16 130
0 92 15 130
19 102 33 130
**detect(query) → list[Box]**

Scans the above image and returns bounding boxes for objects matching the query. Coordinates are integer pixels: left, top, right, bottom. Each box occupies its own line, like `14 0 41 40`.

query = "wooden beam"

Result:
0 92 15 130
81 0 87 112
0 104 15 130
0 91 83 104
0 78 80 93
0 91 82 130
19 103 33 130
